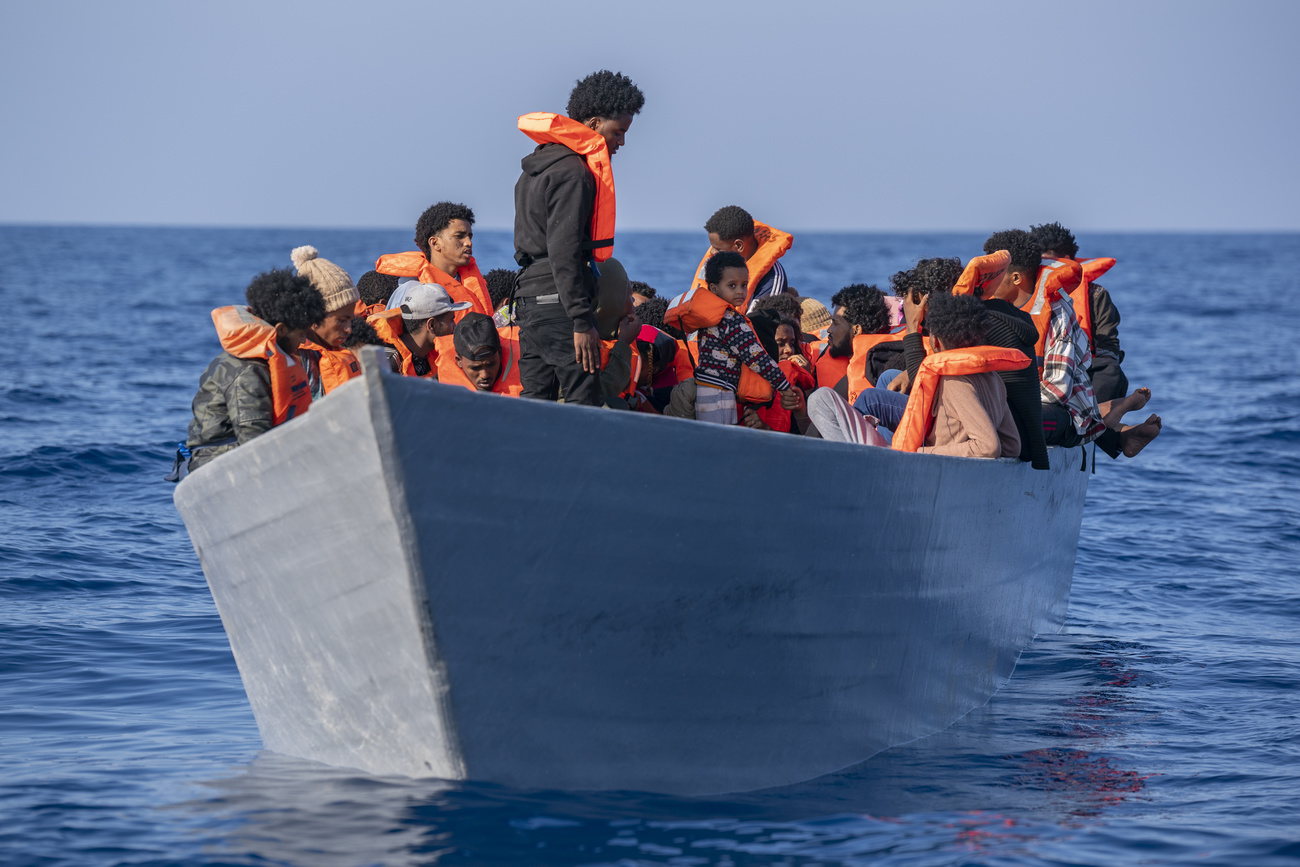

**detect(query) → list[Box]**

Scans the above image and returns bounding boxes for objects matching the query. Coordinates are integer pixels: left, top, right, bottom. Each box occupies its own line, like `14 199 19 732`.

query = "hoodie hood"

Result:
521 142 579 176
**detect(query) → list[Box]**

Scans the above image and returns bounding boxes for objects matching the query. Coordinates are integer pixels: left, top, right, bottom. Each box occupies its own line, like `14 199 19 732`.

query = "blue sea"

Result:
2 226 1298 866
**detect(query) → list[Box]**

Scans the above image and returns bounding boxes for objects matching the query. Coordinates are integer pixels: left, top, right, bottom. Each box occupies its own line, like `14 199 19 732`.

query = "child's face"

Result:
709 266 749 307
775 324 800 361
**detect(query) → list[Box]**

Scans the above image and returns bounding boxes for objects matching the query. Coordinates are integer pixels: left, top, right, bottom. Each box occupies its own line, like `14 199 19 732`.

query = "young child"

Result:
692 251 794 425
184 269 326 473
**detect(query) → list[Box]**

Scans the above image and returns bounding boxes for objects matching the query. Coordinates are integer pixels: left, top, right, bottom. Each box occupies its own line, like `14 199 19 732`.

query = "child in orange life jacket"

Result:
185 269 325 472
692 251 795 425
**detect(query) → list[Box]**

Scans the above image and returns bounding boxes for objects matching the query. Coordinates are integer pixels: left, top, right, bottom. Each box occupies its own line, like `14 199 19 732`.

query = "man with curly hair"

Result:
375 202 493 316
814 284 890 391
513 70 645 405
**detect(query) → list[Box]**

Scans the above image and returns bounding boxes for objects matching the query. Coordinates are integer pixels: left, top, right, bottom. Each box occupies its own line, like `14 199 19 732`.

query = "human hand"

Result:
903 291 929 333
887 370 911 393
779 387 801 410
790 355 810 369
574 329 601 373
741 407 770 430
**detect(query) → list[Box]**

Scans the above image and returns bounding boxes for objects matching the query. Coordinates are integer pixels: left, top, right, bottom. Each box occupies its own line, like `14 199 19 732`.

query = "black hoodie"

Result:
513 143 598 333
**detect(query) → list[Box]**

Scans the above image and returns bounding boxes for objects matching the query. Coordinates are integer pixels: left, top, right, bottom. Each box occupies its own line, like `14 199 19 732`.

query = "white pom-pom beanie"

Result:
290 245 359 314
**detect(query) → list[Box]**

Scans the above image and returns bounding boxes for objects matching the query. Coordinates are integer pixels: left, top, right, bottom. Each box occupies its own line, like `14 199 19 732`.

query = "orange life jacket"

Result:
672 340 695 385
367 310 436 379
212 306 312 426
518 112 616 262
754 360 816 431
373 251 492 316
951 250 1011 299
598 340 640 400
845 332 904 405
1067 257 1115 352
814 349 850 391
891 346 1032 453
666 288 773 404
1019 258 1083 369
300 340 361 395
688 221 793 311
354 299 386 317
435 326 524 396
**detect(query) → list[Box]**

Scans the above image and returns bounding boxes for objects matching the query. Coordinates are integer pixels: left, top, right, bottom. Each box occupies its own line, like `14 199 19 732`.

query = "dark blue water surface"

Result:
2 227 1299 866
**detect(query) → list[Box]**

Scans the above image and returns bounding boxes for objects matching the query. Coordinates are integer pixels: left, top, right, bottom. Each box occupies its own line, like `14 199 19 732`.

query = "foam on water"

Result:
1 227 1298 866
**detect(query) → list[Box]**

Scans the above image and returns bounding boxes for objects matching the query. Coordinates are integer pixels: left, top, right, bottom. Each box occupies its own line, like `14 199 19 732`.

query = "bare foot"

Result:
1119 414 1162 458
1101 387 1152 429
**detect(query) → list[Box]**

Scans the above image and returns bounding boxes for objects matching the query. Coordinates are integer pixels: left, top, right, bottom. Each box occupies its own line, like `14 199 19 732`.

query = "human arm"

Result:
226 362 275 444
1089 284 1123 359
543 158 598 334
728 312 790 391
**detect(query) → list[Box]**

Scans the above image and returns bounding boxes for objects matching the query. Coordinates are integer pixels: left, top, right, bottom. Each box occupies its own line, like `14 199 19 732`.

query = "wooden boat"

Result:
174 348 1090 796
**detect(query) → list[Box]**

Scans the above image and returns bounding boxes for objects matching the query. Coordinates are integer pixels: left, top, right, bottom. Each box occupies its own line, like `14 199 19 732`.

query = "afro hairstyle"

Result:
830 284 889 335
924 293 989 349
1029 222 1079 259
889 257 964 299
635 296 668 330
415 202 475 258
343 317 386 349
484 268 516 309
629 280 657 300
356 270 400 307
752 292 803 322
983 229 1042 275
245 268 326 331
703 205 755 241
704 250 748 286
566 70 645 121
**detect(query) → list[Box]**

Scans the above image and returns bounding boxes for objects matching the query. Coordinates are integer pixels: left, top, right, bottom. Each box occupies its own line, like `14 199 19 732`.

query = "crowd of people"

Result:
178 70 1161 476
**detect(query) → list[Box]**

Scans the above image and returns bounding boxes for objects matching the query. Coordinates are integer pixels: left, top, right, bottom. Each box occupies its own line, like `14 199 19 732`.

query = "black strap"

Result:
513 250 547 269
582 238 614 251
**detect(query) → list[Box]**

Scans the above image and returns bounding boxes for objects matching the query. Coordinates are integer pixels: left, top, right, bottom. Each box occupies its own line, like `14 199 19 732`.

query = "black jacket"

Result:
513 143 598 333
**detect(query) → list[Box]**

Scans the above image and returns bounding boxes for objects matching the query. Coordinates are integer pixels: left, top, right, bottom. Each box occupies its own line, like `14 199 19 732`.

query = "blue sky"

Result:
1 1 1297 231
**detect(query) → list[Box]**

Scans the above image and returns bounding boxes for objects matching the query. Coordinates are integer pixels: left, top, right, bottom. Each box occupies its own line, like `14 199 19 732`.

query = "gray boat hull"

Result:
175 352 1089 795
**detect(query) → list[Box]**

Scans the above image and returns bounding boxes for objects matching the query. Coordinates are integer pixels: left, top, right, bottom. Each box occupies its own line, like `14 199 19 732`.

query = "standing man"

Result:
513 70 645 405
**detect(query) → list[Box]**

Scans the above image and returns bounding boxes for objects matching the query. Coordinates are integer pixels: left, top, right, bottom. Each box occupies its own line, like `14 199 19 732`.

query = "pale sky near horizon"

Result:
1 1 1297 232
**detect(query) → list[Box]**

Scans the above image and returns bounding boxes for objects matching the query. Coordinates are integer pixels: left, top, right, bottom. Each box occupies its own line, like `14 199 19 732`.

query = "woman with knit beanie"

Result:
291 245 362 399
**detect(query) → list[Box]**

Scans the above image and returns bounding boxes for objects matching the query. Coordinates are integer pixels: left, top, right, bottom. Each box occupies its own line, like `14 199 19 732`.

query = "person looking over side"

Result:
370 284 471 378
290 246 360 399
513 69 645 405
690 206 793 311
184 269 325 472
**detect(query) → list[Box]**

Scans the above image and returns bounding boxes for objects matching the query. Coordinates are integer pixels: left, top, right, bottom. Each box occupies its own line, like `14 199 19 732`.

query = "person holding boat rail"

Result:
513 70 644 405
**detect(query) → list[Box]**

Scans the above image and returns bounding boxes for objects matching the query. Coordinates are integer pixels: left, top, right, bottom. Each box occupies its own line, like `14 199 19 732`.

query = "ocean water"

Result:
1 226 1298 866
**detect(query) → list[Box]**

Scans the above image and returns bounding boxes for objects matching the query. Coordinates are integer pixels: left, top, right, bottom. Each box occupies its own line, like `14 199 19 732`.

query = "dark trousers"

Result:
517 296 602 406
1089 355 1129 404
1041 402 1122 458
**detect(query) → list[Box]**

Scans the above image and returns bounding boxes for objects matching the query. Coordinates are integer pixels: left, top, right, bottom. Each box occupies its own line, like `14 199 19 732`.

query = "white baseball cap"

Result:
399 283 472 319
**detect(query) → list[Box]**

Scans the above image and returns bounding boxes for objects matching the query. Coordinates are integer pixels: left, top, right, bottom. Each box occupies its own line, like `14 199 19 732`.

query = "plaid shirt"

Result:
1039 297 1105 439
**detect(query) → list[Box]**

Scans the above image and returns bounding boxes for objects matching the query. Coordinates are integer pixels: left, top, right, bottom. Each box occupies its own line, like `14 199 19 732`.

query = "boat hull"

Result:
176 352 1089 795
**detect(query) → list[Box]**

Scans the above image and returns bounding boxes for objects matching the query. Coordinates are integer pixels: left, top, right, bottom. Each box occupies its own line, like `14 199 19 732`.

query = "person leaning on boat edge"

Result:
512 70 644 405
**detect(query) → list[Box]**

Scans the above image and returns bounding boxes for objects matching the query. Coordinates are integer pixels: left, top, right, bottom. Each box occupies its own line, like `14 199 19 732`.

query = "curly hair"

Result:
829 284 889 334
415 202 475 258
635 296 668 330
245 268 325 331
356 270 399 307
1029 222 1079 259
983 229 1042 275
484 268 516 309
924 293 989 350
567 70 645 121
629 280 656 299
752 292 802 321
703 205 755 241
343 317 385 349
889 257 963 299
704 250 747 286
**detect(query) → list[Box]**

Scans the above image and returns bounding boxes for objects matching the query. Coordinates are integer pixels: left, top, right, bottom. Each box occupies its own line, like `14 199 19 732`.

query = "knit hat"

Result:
291 246 359 314
800 297 832 333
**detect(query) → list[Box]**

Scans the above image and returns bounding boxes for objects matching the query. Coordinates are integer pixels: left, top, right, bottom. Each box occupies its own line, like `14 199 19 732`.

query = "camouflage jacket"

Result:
186 352 274 470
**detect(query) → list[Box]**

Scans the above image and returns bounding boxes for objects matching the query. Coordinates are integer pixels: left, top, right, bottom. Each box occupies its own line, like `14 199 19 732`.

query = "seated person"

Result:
774 317 808 366
376 202 492 314
695 206 793 310
817 284 891 395
290 245 361 399
443 312 523 396
185 269 325 472
369 284 470 377
744 308 813 433
343 317 385 350
355 270 399 317
630 280 657 306
484 267 517 326
691 251 795 425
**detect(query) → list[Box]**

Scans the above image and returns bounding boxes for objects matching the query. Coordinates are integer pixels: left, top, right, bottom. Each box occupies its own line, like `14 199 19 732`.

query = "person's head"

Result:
704 251 748 307
484 268 516 311
704 205 758 259
356 270 400 307
400 283 471 343
888 257 963 302
635 296 668 330
983 229 1042 303
343 317 385 349
800 298 832 335
452 313 502 391
747 308 782 361
629 280 656 306
827 284 889 357
290 246 358 350
245 268 327 352
1029 222 1079 259
752 292 802 325
415 202 475 270
923 293 989 353
775 317 803 362
567 70 644 156
593 257 633 339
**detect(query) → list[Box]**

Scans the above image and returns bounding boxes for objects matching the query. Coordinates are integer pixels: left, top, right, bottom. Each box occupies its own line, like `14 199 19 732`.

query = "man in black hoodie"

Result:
513 70 644 405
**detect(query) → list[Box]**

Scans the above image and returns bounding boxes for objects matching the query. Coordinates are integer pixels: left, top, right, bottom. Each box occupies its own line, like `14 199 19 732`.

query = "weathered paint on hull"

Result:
175 352 1089 795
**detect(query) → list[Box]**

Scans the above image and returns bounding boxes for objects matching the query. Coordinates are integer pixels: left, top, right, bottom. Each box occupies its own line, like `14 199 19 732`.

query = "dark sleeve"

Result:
903 331 927 382
544 163 598 333
985 305 1039 350
1089 284 1122 358
999 368 1050 470
227 362 274 444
